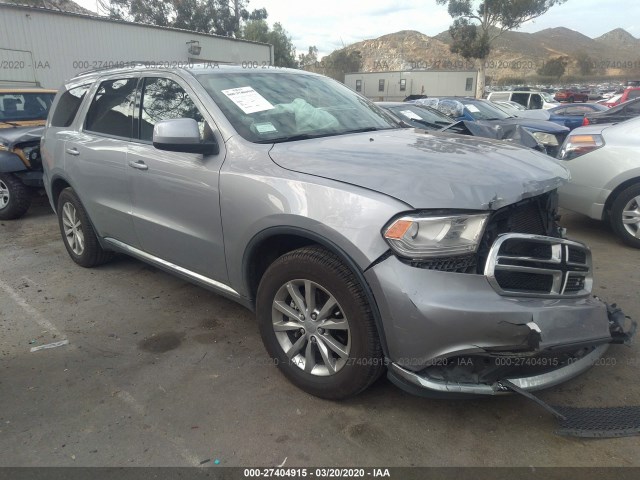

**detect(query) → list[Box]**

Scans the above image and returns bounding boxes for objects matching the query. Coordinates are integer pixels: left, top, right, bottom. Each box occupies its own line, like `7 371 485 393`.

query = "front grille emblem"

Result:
484 233 592 298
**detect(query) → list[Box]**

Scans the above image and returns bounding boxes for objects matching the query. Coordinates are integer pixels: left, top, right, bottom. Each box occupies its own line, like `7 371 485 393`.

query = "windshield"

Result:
195 71 398 143
384 104 453 129
0 92 55 123
462 100 511 120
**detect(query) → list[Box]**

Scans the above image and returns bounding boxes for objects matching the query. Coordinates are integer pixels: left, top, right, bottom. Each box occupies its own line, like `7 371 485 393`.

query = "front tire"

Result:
57 188 113 267
610 183 640 248
256 246 384 399
0 173 31 220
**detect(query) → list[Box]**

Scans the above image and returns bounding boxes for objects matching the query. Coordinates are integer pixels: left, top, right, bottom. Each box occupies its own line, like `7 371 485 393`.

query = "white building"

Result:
344 70 478 101
0 3 273 88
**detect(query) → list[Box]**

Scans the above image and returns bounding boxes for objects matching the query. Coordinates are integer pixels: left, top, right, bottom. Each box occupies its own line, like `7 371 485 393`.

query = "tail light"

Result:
582 117 590 126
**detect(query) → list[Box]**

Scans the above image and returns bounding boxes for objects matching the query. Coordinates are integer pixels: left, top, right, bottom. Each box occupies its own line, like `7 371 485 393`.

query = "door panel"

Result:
129 76 227 282
65 76 139 246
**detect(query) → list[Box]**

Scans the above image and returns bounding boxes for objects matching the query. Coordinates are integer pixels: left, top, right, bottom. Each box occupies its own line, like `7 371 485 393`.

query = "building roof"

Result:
0 2 271 47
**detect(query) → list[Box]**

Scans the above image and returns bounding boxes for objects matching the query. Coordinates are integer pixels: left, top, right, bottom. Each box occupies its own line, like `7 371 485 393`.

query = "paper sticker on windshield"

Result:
221 86 274 114
399 110 422 120
465 104 480 113
255 122 277 133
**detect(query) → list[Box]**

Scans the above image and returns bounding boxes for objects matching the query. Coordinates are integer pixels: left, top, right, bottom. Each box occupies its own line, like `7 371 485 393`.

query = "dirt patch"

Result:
138 332 183 353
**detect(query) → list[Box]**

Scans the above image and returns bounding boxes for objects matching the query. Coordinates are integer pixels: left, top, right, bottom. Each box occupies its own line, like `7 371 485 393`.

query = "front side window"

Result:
139 77 206 142
51 85 90 127
84 78 137 137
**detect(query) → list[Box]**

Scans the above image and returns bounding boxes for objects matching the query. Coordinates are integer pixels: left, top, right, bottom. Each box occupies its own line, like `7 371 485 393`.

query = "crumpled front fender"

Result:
0 151 27 173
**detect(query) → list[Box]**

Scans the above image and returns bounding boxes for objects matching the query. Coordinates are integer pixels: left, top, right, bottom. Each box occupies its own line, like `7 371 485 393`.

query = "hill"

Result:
333 27 640 81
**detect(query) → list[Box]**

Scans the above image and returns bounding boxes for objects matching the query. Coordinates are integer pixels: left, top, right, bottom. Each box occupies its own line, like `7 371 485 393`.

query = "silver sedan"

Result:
558 117 640 248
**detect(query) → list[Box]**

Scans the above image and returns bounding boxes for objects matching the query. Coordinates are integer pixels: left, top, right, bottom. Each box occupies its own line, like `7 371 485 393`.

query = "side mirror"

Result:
152 118 219 155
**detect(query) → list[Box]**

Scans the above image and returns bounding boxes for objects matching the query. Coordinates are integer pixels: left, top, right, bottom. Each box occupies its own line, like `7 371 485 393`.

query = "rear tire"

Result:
610 183 640 248
57 187 113 267
0 173 31 220
256 246 384 399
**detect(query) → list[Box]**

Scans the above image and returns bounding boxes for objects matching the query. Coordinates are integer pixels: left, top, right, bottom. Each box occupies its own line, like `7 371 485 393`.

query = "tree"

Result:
99 0 264 37
242 20 297 68
537 56 567 79
436 0 567 98
574 51 593 76
298 46 319 69
320 49 362 83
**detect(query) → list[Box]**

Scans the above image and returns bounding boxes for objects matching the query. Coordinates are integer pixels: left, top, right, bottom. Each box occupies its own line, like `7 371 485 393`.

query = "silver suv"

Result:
41 65 634 399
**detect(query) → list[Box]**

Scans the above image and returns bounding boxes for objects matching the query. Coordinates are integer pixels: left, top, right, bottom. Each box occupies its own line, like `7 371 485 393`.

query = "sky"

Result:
74 0 640 57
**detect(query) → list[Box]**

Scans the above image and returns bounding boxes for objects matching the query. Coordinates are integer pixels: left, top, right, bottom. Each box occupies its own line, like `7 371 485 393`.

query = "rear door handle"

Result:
128 160 148 171
66 148 79 156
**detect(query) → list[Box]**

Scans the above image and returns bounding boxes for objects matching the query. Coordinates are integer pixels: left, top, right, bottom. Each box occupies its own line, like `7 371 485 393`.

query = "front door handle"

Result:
128 160 148 171
66 148 80 156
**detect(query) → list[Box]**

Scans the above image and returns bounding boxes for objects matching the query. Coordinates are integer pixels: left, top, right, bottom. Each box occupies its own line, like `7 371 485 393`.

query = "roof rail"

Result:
74 61 149 78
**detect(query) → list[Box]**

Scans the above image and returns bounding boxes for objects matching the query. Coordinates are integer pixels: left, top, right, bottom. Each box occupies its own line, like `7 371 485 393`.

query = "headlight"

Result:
383 213 489 259
0 143 8 151
558 134 604 160
531 132 559 146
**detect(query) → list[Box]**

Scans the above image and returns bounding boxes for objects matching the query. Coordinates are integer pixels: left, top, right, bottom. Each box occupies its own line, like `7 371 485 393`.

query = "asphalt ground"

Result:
1 195 639 467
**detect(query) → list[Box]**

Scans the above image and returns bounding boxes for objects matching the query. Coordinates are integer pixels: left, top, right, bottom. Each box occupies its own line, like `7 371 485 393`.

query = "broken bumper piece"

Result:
387 343 609 396
365 241 636 397
385 302 636 397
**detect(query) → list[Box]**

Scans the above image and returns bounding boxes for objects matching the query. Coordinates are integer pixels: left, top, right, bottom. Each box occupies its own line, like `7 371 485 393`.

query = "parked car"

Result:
376 102 455 130
582 98 640 126
558 117 640 248
42 65 634 399
554 89 589 103
598 93 623 107
491 100 526 111
547 103 608 130
617 87 640 105
487 90 559 109
0 88 57 219
378 101 543 151
416 97 569 156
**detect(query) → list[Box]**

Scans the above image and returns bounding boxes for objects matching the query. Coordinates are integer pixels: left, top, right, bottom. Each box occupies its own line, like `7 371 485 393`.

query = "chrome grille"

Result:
484 233 592 298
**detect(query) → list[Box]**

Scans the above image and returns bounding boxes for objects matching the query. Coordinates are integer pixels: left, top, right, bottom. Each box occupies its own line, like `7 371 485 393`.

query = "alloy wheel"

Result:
62 202 85 255
0 179 9 210
271 279 351 376
622 195 640 238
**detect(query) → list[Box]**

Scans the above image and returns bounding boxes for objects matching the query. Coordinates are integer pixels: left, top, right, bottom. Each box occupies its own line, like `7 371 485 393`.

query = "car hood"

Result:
478 118 568 133
0 125 44 147
269 129 569 210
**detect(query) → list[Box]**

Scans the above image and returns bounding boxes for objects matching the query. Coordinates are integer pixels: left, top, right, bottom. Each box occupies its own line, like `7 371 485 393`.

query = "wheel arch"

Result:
242 226 390 356
50 175 73 213
603 176 640 220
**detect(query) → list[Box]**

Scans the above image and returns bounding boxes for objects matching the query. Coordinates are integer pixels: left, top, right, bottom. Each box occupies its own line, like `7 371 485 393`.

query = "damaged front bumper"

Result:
365 233 637 396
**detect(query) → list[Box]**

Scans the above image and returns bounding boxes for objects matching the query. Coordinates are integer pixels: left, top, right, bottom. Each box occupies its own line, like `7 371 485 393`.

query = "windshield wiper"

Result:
341 127 385 134
267 132 334 144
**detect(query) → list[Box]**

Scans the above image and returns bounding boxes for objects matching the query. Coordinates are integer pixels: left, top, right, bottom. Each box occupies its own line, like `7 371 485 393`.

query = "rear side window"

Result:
84 78 137 138
138 77 206 142
511 93 529 107
51 85 90 127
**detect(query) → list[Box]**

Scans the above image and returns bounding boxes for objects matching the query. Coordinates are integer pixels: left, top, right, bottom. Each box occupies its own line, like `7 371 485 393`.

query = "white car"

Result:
558 117 640 247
